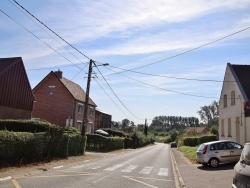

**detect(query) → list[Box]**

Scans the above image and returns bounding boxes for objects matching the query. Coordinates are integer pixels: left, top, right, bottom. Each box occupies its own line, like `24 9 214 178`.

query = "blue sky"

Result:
1 0 250 125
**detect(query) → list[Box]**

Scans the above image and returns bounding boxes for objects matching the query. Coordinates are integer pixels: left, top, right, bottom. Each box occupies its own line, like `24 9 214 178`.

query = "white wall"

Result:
219 65 247 145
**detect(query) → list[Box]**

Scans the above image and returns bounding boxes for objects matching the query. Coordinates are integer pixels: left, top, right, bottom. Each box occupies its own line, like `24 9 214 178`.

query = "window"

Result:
49 86 55 94
89 107 94 116
231 91 235 105
221 119 224 136
78 103 83 114
228 119 231 137
223 94 227 107
77 121 82 131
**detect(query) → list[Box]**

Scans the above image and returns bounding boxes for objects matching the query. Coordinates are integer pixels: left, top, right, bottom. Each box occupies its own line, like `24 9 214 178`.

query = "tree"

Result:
197 100 219 127
121 119 130 132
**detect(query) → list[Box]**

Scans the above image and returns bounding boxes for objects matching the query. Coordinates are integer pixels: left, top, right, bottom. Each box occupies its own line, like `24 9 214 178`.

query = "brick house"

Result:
0 57 35 119
32 70 97 133
219 63 250 145
94 108 112 130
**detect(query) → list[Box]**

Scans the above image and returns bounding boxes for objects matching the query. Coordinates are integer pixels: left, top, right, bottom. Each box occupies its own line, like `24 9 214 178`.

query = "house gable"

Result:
0 57 34 111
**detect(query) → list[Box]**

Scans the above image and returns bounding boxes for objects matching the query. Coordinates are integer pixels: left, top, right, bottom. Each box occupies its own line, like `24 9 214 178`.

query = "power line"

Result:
104 66 219 99
13 0 91 61
27 62 87 71
106 65 236 83
9 0 88 69
93 77 131 118
97 25 250 73
93 63 144 120
0 9 82 70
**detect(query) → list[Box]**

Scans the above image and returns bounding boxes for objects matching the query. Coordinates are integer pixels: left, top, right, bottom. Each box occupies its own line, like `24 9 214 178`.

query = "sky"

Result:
0 0 250 125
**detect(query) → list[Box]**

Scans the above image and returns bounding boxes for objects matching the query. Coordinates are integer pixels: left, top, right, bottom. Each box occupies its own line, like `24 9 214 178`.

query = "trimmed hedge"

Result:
0 119 78 133
124 138 133 149
183 135 218 146
86 134 124 151
0 130 84 165
101 129 126 137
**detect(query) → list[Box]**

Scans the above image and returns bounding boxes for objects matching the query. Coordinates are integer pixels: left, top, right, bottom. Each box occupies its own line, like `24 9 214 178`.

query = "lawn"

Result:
178 146 199 163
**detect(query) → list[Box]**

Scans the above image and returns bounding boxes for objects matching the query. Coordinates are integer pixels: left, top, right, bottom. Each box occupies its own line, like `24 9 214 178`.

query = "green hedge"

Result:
132 132 154 148
101 129 126 137
0 130 84 165
183 135 218 146
124 138 133 148
0 119 78 133
86 134 124 151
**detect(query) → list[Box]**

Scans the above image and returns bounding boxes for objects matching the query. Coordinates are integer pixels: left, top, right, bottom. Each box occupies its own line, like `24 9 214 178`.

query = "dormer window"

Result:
49 86 55 94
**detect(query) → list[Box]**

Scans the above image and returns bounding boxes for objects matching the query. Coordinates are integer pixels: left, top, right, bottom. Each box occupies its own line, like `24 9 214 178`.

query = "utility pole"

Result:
82 59 93 136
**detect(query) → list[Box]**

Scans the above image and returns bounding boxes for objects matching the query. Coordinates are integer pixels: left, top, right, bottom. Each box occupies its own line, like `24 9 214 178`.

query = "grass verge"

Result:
178 146 199 163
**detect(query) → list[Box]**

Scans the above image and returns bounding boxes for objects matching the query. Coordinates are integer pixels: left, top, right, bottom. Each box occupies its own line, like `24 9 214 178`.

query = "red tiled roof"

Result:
60 76 97 107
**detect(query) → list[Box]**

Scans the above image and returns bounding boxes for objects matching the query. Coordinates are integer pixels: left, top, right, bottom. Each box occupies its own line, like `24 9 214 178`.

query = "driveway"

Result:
171 148 235 188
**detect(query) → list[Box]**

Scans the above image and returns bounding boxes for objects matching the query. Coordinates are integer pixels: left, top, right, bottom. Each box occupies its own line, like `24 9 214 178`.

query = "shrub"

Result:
183 137 199 146
132 131 154 148
183 135 218 147
124 138 133 148
86 134 124 151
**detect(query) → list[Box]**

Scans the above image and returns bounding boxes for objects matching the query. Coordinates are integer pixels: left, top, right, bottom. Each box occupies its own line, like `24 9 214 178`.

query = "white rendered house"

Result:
219 63 250 145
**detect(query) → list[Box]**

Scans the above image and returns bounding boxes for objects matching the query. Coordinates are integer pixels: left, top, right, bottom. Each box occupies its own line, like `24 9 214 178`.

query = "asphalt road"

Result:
2 143 175 188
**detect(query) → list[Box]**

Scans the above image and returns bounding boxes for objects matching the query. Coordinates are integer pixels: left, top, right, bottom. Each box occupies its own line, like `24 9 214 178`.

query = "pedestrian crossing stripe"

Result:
157 168 168 176
88 164 169 176
104 164 125 171
139 166 153 174
121 165 137 172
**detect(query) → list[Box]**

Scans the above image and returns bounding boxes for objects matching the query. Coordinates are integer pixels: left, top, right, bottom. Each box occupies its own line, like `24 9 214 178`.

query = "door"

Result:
225 141 243 162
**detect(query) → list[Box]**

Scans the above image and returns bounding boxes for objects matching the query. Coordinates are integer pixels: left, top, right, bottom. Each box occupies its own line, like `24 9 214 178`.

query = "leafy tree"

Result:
197 100 218 127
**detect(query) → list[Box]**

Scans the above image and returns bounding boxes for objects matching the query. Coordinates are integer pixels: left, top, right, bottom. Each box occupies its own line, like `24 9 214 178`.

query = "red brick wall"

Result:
0 106 31 119
32 74 74 127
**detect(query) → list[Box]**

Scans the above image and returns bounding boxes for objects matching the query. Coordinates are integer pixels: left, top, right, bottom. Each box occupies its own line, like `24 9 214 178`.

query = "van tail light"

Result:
203 145 208 154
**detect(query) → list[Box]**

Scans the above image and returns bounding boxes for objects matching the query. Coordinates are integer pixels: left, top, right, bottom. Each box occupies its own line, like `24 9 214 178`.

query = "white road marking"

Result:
139 166 153 174
0 176 12 182
88 164 107 170
104 164 124 171
157 168 168 176
53 165 63 169
121 165 138 172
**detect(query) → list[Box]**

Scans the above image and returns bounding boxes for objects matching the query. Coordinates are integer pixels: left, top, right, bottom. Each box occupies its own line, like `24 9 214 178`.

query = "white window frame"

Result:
89 107 94 116
49 86 55 94
231 91 235 105
78 103 83 114
77 121 82 131
223 94 227 108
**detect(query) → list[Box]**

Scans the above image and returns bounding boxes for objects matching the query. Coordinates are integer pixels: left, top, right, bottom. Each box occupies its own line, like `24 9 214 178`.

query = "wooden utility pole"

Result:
82 59 93 136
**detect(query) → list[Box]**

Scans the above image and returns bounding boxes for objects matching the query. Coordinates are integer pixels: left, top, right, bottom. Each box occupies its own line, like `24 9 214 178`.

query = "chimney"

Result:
54 69 62 79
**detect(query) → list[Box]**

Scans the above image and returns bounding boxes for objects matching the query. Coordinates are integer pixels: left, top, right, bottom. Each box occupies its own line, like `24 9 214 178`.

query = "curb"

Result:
170 150 186 188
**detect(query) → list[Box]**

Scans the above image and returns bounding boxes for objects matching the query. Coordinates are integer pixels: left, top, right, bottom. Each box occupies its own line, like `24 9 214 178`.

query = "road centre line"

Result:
12 179 21 188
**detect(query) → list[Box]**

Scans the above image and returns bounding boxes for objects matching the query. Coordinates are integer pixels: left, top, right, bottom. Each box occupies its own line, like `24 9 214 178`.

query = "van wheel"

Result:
209 158 219 168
